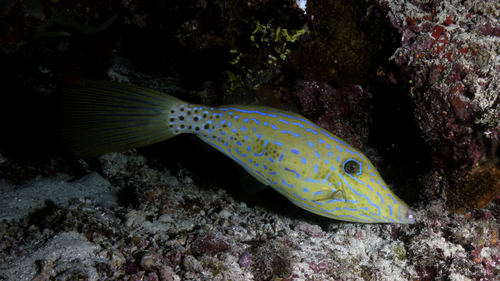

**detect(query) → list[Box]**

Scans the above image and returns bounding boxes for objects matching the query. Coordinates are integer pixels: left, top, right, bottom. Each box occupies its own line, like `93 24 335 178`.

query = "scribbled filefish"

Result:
59 80 415 224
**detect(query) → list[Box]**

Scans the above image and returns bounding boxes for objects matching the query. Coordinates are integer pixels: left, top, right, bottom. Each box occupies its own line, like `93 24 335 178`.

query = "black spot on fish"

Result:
179 116 185 121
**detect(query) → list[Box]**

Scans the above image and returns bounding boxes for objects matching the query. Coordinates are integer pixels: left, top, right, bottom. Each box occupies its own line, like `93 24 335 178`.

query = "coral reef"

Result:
2 0 500 279
382 0 500 211
2 152 500 279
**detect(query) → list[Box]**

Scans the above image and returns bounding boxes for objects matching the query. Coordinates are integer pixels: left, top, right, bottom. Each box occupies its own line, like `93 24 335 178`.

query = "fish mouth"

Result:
405 208 416 224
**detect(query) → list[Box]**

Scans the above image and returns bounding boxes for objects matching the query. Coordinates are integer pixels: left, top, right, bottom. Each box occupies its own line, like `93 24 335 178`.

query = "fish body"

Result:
60 80 415 224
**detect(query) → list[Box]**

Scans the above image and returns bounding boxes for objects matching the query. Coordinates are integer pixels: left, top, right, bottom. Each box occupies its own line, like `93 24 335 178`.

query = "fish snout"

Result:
405 207 416 224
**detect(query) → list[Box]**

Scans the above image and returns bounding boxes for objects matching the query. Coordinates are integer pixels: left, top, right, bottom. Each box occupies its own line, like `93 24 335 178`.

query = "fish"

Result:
59 80 415 224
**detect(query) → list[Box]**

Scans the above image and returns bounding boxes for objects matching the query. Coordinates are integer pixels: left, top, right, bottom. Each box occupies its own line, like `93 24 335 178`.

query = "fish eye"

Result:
343 160 360 175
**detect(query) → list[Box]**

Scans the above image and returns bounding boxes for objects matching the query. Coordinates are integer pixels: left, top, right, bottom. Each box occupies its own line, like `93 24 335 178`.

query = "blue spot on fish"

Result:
305 128 318 135
281 130 300 137
294 193 307 201
387 193 397 204
235 148 246 157
320 130 350 147
279 113 319 128
376 191 384 203
291 149 299 154
282 179 293 188
305 178 318 183
254 150 265 156
284 167 300 178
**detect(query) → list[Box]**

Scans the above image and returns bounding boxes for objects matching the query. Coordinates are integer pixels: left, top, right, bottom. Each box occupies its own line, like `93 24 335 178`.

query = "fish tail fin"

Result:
58 80 182 156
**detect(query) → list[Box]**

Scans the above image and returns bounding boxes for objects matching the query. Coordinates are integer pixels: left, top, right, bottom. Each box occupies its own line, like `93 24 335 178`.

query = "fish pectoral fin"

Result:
312 189 346 202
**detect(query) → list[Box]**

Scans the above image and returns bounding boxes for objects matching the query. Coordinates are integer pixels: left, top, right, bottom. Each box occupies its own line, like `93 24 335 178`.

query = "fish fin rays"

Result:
58 80 181 156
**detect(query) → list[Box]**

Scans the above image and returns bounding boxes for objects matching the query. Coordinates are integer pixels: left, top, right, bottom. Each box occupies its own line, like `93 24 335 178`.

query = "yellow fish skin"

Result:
60 80 415 224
